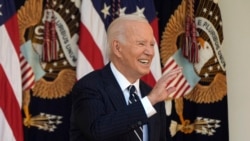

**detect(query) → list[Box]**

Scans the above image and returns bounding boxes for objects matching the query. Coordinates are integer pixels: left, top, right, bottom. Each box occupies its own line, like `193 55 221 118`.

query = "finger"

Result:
166 87 176 95
162 72 180 85
162 68 182 79
167 67 182 76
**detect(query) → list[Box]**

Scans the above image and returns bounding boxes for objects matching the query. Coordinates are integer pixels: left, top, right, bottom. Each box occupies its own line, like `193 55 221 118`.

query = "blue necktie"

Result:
128 85 143 141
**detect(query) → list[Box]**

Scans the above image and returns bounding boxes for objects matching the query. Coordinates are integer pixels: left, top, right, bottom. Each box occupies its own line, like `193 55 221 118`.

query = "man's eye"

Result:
136 41 145 46
139 42 145 46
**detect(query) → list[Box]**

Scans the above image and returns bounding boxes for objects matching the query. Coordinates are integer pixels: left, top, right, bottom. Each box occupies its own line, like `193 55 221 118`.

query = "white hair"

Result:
106 14 149 58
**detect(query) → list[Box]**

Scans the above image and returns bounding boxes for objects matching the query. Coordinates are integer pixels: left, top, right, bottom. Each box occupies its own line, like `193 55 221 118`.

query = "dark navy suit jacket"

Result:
70 63 167 141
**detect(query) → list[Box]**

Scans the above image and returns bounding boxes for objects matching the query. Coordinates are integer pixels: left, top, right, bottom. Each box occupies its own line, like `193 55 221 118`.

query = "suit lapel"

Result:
101 63 127 110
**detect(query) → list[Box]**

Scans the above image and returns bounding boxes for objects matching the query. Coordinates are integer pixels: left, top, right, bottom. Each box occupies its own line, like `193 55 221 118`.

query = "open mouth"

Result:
138 59 150 64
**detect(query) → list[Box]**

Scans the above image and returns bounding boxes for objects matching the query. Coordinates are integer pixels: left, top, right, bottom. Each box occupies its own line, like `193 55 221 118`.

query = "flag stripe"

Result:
173 76 191 98
21 66 32 78
22 73 35 89
77 0 108 79
0 66 23 141
80 0 108 55
79 23 104 69
0 109 16 141
0 8 23 141
1 15 22 107
162 59 175 73
20 52 35 90
163 56 192 98
76 51 94 79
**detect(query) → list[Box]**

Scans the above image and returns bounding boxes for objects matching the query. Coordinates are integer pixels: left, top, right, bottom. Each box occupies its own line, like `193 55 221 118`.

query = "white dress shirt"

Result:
110 62 157 141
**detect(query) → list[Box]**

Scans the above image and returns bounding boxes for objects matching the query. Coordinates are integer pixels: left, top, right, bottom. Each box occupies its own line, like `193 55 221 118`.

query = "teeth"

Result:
139 59 149 64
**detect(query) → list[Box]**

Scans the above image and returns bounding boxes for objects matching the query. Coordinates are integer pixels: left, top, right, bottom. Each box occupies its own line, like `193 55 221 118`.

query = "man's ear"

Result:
112 40 122 57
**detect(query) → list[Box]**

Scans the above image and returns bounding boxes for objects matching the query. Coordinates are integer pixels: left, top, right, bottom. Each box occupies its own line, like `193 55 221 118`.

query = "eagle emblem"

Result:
160 0 227 136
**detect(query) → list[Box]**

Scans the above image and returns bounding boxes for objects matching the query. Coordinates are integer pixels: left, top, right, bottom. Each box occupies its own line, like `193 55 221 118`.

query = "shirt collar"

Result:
110 62 140 92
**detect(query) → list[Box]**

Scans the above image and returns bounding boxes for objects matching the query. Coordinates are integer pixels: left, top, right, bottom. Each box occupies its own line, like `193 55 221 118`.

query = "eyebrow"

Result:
136 40 155 44
136 40 146 43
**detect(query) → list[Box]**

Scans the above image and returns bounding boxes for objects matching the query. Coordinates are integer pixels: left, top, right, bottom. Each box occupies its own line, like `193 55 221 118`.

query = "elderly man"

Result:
70 14 182 141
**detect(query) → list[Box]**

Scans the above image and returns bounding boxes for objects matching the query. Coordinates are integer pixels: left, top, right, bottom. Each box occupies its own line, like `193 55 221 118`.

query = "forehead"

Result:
125 21 154 39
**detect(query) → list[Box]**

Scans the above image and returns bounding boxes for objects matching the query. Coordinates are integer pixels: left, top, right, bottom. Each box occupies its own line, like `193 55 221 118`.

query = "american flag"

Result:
0 0 24 141
162 49 200 99
20 53 35 91
77 0 162 87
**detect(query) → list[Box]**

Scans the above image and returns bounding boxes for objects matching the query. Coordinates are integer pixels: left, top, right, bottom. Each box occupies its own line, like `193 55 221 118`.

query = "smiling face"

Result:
111 20 155 83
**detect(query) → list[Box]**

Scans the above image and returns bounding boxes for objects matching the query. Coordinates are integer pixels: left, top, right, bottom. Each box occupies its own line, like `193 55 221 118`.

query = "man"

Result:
70 14 182 141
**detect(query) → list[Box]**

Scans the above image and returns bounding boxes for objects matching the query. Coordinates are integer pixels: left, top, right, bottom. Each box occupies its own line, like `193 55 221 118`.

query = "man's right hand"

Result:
147 67 182 105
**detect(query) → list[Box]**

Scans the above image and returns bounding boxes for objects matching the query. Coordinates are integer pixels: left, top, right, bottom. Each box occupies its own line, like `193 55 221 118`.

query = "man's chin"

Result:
141 69 151 76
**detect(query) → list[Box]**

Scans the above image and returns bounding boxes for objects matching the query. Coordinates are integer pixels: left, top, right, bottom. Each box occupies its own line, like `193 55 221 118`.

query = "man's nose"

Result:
144 45 154 56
